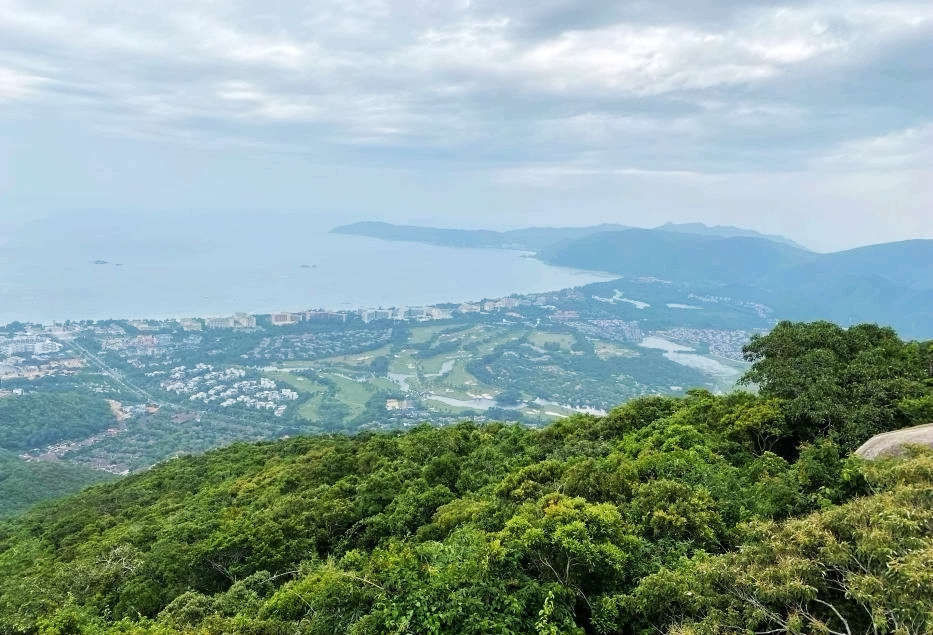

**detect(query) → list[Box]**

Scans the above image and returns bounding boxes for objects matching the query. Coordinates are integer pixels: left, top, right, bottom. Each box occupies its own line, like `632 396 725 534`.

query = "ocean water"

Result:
0 211 611 324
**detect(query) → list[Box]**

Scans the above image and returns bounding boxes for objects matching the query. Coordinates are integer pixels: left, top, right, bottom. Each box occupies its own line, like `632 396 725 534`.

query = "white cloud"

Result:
816 124 933 170
495 164 714 186
0 0 930 245
0 0 929 143
0 66 46 101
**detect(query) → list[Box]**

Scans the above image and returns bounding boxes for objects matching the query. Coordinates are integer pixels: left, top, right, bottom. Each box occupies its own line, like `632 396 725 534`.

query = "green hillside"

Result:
0 450 113 519
539 229 814 285
0 322 930 633
0 392 115 452
540 231 933 339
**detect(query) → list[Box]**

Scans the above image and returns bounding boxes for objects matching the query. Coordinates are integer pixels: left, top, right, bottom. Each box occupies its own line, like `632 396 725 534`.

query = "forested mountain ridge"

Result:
540 231 933 338
539 229 815 285
0 321 931 633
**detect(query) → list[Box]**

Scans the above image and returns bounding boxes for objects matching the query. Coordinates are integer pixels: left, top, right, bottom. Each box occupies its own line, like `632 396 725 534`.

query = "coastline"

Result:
0 241 617 326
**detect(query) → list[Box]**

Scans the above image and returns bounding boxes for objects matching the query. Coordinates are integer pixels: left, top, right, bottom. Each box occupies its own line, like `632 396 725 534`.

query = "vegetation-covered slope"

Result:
542 232 933 338
0 322 930 634
540 229 814 285
0 449 114 519
0 392 115 452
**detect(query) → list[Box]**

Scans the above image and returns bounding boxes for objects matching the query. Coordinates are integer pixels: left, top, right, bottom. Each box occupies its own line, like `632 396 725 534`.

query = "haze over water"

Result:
0 211 610 324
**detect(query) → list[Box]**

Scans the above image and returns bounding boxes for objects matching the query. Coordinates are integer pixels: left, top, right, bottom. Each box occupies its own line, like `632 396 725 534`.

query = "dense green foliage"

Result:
743 321 933 453
0 322 930 633
0 450 113 519
0 393 114 452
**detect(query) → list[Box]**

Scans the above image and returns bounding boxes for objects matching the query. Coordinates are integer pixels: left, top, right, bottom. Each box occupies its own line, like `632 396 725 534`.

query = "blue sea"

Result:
0 211 611 324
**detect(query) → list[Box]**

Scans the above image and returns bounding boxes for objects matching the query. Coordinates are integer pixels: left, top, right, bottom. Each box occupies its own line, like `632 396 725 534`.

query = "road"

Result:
58 336 295 431
61 337 160 405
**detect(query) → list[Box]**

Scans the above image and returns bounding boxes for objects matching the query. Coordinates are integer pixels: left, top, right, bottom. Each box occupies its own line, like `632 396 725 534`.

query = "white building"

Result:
0 336 61 356
205 317 236 329
270 313 300 326
233 313 257 328
178 318 203 331
361 309 394 323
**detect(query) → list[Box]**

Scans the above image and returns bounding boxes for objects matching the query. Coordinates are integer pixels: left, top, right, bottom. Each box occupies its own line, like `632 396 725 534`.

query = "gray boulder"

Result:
855 423 933 460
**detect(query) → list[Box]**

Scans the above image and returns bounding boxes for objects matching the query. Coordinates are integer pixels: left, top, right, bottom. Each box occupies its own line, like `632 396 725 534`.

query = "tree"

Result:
742 321 930 452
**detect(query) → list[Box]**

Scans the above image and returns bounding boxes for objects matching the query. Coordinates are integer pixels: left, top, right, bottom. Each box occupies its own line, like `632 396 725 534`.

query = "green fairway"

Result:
265 371 328 394
528 331 575 351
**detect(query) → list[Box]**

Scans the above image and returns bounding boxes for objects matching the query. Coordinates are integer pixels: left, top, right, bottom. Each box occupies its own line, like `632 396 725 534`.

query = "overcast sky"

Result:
1 0 931 251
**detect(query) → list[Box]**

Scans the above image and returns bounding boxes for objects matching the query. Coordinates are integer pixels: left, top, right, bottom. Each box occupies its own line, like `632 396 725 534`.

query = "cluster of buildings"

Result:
178 318 203 331
270 310 352 326
566 319 645 343
205 313 257 329
101 333 175 356
160 364 298 416
173 314 258 330
457 297 521 313
0 336 62 357
110 401 160 419
0 335 78 380
269 310 347 326
687 293 773 319
385 398 414 411
270 306 456 325
266 296 524 326
651 327 752 360
360 306 453 323
0 357 84 381
552 310 581 321
247 328 393 362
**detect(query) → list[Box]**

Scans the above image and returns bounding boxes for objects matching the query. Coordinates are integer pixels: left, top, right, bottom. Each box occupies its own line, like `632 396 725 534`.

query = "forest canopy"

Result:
0 321 930 634
0 392 114 452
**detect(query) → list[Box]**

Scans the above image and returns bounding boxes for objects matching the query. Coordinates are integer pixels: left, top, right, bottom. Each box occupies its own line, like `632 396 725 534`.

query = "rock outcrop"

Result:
855 422 933 459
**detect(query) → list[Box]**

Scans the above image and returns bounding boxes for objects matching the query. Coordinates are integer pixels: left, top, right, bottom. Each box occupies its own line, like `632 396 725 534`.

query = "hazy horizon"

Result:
2 207 929 255
1 1 931 252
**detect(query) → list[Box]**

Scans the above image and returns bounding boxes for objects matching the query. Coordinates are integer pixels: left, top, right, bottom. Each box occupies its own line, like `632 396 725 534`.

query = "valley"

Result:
0 276 757 485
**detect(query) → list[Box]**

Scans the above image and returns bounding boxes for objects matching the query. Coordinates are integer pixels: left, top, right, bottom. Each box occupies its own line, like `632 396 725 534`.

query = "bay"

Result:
0 211 612 324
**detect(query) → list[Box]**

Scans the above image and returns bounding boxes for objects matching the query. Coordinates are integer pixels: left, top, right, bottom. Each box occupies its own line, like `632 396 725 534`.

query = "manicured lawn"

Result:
265 371 327 394
326 373 377 417
313 344 392 366
298 393 324 420
528 331 575 351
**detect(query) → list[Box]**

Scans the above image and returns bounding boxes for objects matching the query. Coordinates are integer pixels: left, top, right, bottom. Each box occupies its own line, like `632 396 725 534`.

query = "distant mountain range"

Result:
543 231 932 339
332 221 932 338
331 220 804 251
332 221 634 251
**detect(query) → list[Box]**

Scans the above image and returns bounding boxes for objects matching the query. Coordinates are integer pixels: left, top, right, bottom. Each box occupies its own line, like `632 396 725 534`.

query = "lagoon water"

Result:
0 211 611 324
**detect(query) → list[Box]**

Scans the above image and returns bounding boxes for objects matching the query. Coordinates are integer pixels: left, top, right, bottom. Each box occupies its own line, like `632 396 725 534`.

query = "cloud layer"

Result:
0 0 930 249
